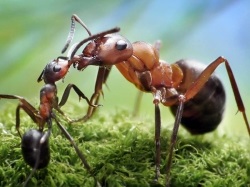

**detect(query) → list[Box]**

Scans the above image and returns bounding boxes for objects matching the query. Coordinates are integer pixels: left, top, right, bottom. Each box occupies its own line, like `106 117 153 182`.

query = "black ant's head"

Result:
37 57 70 84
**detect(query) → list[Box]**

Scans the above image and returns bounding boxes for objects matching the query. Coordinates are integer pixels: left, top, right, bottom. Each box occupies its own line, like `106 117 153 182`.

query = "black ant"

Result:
0 51 101 186
60 14 250 186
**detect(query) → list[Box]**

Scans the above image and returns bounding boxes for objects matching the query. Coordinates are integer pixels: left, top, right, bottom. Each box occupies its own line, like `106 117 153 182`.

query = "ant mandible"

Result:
62 14 250 186
0 50 101 186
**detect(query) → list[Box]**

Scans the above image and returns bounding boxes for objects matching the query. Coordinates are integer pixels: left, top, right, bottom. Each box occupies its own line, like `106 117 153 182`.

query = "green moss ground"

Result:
0 106 250 187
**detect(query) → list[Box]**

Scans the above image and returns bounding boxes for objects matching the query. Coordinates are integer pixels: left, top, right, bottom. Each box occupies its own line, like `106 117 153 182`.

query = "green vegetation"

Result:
1 1 250 187
0 106 249 187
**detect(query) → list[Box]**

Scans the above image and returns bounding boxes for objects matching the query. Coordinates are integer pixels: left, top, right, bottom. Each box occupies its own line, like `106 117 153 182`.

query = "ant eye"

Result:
53 65 61 72
116 40 127 50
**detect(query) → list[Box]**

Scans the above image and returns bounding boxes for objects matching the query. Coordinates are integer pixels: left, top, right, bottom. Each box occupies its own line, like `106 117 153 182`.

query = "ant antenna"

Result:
62 14 92 54
70 27 120 60
67 42 79 59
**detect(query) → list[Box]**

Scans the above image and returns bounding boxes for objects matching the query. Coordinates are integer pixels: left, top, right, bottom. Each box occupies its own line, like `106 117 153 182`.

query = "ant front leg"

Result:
58 84 94 107
72 66 112 122
56 83 99 122
86 66 112 119
0 94 42 137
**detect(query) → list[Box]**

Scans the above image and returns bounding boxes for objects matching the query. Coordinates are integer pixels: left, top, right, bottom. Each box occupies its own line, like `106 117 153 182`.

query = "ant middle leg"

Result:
0 94 42 137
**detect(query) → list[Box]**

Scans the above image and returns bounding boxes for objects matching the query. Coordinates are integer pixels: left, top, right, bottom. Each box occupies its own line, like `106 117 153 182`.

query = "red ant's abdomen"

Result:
170 59 226 134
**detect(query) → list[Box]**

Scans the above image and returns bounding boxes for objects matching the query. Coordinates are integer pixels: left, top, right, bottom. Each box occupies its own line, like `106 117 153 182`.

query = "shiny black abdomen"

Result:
21 129 50 169
170 59 226 134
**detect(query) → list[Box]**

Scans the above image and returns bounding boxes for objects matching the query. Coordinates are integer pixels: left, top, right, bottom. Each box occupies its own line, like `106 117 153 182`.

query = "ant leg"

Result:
152 88 183 185
165 56 249 185
183 56 250 136
15 104 38 138
0 94 41 137
165 96 185 187
57 83 100 122
87 66 111 118
58 83 96 107
154 103 161 181
53 115 91 171
132 91 143 117
72 66 111 122
52 114 101 187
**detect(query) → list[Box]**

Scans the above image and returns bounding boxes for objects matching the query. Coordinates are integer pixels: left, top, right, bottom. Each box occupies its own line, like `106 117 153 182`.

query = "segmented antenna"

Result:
61 14 92 54
70 27 120 60
67 42 79 59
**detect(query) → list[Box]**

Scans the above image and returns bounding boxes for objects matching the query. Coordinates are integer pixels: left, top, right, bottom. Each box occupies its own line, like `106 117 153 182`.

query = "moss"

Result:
0 106 249 187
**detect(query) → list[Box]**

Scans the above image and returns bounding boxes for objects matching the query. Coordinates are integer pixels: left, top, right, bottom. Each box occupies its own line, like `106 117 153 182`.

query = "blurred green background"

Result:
0 0 249 138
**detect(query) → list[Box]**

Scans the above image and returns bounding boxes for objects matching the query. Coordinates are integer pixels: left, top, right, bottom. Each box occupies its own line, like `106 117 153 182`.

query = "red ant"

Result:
0 51 101 186
60 15 250 186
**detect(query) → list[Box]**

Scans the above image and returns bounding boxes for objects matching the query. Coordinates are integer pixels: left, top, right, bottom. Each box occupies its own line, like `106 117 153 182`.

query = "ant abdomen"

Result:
170 59 226 134
21 129 50 169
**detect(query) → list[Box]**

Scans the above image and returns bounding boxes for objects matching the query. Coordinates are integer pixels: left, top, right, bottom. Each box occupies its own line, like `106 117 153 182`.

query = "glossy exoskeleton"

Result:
21 129 50 169
0 53 100 186
169 59 226 134
61 14 250 186
61 14 125 121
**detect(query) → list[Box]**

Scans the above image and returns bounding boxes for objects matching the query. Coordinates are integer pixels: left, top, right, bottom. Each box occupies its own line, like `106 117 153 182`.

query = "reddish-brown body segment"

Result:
62 14 250 186
116 41 183 107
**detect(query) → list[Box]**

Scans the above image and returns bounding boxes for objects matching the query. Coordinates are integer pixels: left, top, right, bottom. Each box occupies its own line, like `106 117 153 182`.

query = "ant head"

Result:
68 27 133 70
37 57 70 84
69 27 123 61
90 33 133 65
